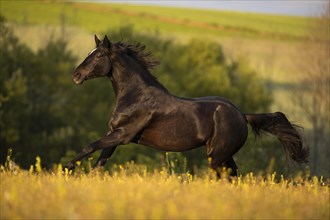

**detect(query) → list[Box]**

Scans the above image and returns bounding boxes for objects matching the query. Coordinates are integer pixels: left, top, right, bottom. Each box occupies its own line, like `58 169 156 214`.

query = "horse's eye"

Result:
96 53 103 58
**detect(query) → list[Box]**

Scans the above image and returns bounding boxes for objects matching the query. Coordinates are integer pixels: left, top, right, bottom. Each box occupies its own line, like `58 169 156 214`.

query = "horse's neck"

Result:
112 63 169 99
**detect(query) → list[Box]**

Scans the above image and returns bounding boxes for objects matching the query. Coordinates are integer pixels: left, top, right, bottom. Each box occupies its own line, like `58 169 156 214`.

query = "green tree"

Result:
0 17 80 167
0 16 31 164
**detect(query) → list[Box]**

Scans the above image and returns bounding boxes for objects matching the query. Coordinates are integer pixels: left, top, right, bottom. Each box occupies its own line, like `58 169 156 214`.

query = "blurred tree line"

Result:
1 16 296 175
294 6 330 177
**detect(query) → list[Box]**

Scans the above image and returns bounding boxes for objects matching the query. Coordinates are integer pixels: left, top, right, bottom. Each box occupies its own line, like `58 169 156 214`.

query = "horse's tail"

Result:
245 112 309 164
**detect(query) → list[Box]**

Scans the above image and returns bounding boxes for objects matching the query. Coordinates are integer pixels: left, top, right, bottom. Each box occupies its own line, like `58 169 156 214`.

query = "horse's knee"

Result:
82 145 94 154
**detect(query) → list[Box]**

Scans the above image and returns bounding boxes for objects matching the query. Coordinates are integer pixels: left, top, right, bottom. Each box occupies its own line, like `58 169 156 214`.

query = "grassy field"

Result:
1 162 329 219
1 1 310 39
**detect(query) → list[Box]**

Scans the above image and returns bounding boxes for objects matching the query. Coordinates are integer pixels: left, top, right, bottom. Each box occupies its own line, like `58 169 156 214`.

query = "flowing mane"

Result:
114 42 159 71
113 42 168 92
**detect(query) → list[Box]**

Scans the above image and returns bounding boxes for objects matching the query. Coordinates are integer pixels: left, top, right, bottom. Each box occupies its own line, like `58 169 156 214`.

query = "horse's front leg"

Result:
93 146 118 168
66 129 124 170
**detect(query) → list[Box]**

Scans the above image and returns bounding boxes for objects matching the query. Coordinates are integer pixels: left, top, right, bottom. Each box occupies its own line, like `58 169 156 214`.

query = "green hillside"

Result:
2 1 310 40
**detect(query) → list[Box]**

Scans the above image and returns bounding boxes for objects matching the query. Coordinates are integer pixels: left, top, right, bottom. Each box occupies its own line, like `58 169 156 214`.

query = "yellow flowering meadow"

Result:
1 161 329 219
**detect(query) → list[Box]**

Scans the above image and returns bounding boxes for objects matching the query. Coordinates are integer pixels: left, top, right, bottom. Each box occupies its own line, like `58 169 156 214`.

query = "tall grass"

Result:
1 157 329 219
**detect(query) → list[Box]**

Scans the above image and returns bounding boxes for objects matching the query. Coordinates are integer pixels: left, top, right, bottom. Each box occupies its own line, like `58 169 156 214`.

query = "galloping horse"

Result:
67 35 308 176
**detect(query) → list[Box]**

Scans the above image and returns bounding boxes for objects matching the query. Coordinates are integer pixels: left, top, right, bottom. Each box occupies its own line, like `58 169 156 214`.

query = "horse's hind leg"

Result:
223 157 238 176
207 105 247 177
207 146 239 177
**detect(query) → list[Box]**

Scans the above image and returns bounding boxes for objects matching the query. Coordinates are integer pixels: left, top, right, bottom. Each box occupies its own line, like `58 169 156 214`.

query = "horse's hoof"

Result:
63 162 75 172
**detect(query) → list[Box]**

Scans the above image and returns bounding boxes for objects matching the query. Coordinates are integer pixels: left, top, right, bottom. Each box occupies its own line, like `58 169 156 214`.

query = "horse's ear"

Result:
95 34 101 46
103 35 111 48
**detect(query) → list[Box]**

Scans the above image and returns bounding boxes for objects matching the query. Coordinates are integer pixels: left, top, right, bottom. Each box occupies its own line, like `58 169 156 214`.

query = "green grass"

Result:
106 3 310 39
1 1 310 40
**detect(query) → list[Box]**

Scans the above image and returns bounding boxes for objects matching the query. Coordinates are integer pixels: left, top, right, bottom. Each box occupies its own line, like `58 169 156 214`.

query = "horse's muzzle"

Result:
73 71 84 85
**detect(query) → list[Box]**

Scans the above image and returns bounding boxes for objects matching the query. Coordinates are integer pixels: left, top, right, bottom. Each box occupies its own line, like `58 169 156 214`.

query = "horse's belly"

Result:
137 116 208 151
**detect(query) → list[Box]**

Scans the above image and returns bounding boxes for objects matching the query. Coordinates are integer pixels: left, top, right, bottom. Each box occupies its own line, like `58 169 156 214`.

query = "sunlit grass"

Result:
1 157 329 219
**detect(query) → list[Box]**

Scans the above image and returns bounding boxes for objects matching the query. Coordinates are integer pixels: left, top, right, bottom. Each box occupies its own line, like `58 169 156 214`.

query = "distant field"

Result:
1 1 312 121
2 1 310 39
1 166 329 219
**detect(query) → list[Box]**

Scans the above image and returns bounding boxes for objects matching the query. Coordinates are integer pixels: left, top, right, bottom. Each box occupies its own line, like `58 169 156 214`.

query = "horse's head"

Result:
73 35 112 85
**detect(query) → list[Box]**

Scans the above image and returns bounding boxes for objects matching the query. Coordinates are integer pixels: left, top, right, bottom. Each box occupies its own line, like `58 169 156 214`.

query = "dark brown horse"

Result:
67 35 308 176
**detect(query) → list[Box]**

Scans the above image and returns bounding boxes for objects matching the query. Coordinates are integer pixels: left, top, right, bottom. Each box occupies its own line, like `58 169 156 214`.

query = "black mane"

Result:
114 42 159 71
113 42 168 92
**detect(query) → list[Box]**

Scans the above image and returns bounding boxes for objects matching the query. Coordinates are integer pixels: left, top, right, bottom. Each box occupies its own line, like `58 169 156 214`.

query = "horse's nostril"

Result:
74 72 81 78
